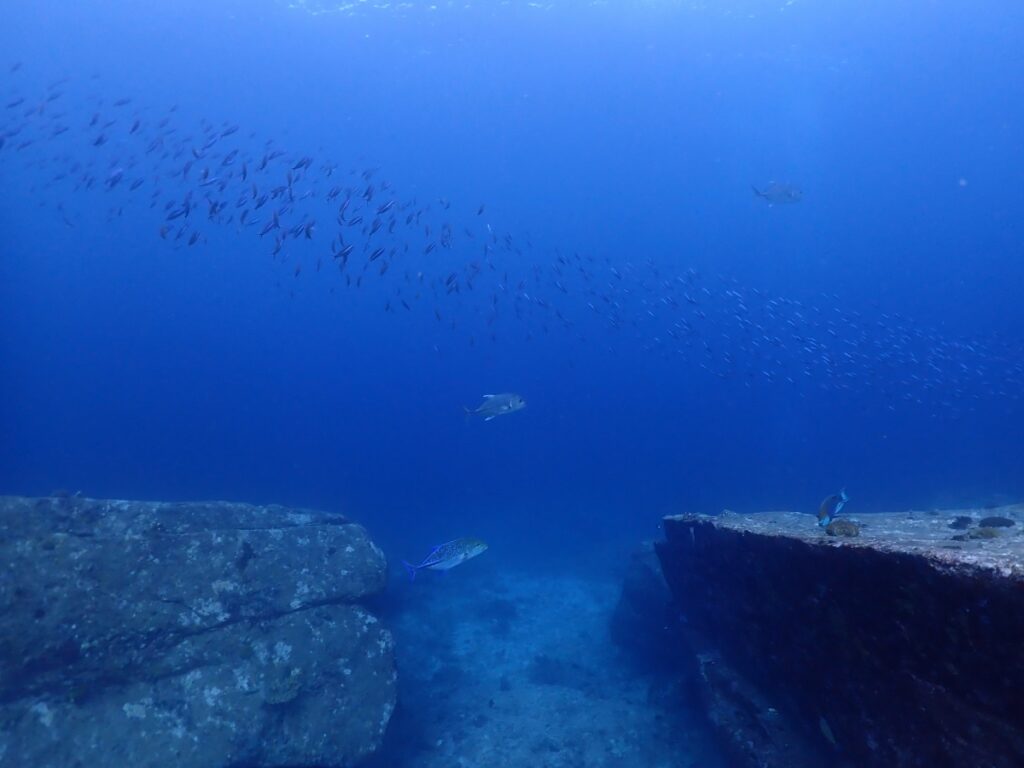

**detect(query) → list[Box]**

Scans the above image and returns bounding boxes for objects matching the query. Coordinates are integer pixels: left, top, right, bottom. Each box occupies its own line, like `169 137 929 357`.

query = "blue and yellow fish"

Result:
402 538 488 580
817 489 849 527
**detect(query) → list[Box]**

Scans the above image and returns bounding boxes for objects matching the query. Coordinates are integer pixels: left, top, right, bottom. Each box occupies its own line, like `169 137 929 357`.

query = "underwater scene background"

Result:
2 1 1023 765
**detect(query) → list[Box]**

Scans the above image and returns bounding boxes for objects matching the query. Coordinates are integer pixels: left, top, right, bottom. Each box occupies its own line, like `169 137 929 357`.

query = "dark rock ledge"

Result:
652 505 1024 768
0 495 396 768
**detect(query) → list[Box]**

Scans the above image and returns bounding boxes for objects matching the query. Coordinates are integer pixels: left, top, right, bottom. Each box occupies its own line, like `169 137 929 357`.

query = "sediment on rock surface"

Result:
0 495 397 768
654 506 1024 768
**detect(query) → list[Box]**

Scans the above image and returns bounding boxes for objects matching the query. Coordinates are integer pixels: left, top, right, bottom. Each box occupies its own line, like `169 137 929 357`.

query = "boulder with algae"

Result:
0 495 397 768
655 504 1024 767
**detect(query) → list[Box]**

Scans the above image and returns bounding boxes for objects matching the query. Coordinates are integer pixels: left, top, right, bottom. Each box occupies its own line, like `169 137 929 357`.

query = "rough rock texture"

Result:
0 495 397 768
611 542 825 767
655 505 1024 768
689 649 825 768
608 543 681 670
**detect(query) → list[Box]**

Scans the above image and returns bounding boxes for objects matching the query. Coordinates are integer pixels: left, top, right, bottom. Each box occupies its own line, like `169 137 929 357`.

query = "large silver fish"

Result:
402 538 488 580
753 182 803 205
464 393 526 421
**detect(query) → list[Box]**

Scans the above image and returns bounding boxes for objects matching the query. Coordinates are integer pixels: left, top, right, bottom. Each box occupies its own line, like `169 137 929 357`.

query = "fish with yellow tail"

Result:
817 489 849 527
402 538 488 580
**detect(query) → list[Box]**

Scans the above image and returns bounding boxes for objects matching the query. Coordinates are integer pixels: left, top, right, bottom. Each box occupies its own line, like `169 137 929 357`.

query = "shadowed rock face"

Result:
0 495 396 768
655 507 1024 768
608 542 681 670
610 542 825 768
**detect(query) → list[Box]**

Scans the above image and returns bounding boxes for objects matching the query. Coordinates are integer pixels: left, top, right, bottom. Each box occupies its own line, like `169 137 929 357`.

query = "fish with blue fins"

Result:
817 489 849 527
402 538 488 580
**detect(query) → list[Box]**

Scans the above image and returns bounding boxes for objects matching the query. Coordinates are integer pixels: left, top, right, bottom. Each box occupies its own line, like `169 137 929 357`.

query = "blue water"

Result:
4 2 1024 765
2 0 1023 559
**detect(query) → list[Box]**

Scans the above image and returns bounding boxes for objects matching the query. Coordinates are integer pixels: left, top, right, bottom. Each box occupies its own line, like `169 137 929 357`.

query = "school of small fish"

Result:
2 62 1022 418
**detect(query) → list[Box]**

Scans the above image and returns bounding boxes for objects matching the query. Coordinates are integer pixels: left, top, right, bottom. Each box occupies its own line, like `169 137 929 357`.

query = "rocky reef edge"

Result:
614 504 1024 768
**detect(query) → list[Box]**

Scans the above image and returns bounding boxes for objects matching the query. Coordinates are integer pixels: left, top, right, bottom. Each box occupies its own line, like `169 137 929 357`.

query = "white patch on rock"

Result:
273 641 293 664
183 669 203 690
203 686 222 707
233 668 254 692
122 701 148 720
194 598 229 622
290 580 312 609
253 642 269 665
31 702 55 728
379 700 394 734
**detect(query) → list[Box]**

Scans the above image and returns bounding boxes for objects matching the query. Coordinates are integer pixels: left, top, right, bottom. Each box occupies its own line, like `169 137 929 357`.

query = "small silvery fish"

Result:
817 489 849 527
752 181 803 206
464 393 526 421
402 538 488 580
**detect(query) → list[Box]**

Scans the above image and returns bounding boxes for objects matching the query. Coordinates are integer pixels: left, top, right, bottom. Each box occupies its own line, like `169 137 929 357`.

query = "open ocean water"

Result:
1 1 1023 766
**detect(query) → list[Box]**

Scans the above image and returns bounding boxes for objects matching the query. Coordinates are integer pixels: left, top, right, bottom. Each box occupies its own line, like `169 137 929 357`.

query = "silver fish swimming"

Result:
817 489 849 527
464 393 526 421
753 181 803 205
402 538 488 580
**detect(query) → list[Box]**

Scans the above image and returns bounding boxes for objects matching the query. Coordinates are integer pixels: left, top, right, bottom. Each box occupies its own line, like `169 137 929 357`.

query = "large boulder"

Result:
0 495 396 767
656 506 1024 768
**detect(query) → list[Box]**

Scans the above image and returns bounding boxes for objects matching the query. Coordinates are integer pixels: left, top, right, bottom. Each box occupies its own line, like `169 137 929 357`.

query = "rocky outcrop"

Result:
654 505 1024 768
0 495 396 767
611 541 825 766
608 543 681 671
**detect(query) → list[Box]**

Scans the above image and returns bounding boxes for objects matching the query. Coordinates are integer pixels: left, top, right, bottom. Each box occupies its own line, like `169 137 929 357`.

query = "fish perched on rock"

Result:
402 538 488 580
817 489 849 527
752 181 802 205
464 393 526 421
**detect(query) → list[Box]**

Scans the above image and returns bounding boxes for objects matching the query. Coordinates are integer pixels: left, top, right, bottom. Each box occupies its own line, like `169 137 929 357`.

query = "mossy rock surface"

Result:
0 495 396 768
826 519 861 537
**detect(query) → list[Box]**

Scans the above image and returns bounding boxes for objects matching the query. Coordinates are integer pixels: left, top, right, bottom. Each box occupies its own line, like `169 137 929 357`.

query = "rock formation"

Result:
653 505 1024 767
0 495 396 767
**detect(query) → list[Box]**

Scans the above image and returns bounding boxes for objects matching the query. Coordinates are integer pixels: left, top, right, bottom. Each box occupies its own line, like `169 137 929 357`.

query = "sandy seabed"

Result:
371 565 723 768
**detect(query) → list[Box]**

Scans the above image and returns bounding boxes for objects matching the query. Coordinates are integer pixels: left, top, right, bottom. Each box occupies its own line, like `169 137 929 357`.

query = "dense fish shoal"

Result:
1 66 1022 412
